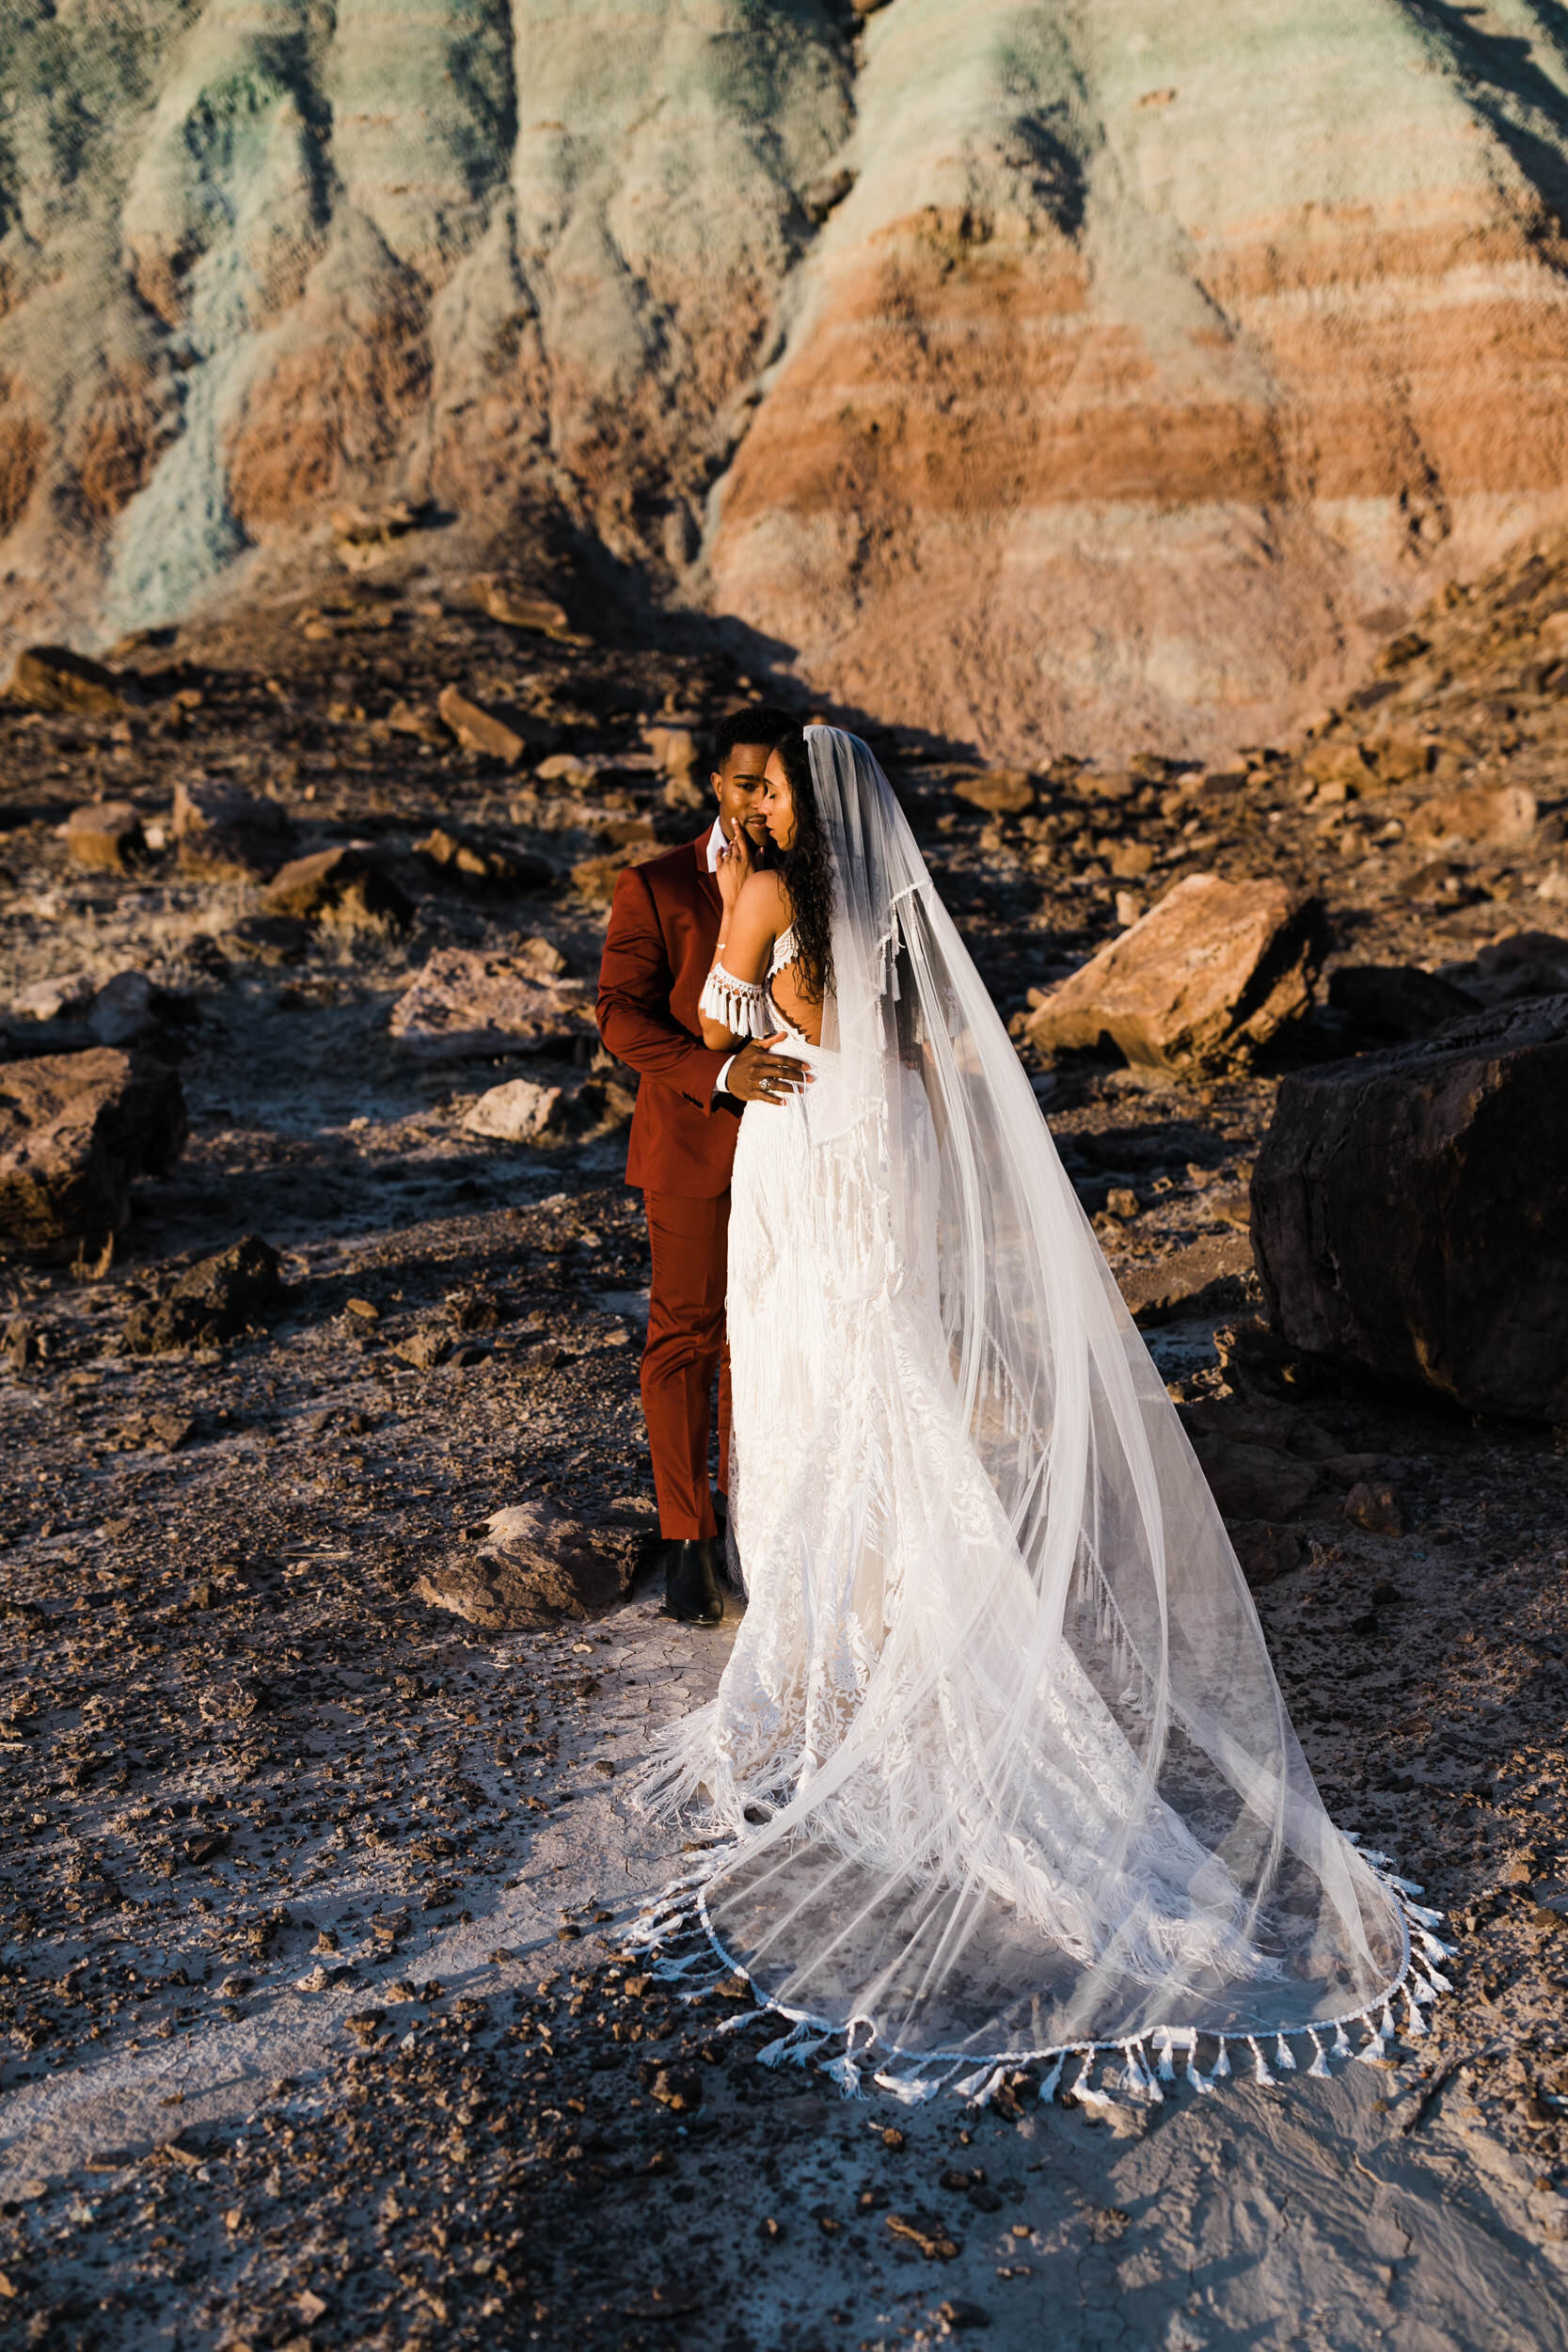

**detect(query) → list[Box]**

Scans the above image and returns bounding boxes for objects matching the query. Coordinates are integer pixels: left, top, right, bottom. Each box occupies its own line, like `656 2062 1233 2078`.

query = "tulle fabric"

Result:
641 727 1407 2066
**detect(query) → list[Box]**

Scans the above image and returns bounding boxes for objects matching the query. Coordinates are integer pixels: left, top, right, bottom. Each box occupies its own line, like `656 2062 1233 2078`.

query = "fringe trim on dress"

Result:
699 963 775 1040
617 1837 1452 2109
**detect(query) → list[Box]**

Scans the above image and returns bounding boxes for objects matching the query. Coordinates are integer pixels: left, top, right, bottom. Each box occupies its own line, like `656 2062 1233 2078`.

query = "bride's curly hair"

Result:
771 730 835 1006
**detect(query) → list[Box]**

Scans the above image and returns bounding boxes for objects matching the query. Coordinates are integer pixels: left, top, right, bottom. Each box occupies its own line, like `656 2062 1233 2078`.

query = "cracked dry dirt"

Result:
2 553 1568 2348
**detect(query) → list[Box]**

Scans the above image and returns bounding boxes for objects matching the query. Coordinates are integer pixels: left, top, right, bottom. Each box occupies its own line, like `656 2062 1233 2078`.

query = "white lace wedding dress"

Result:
637 729 1448 2099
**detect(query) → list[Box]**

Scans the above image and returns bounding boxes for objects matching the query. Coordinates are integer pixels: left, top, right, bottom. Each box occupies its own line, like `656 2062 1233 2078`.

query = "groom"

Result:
596 706 810 1626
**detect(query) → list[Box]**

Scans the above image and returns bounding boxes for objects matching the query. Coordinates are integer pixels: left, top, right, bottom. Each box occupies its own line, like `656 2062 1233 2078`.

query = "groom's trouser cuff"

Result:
641 1188 731 1541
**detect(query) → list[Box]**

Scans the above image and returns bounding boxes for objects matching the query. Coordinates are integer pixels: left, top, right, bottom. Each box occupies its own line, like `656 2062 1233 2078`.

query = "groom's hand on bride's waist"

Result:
725 1038 812 1106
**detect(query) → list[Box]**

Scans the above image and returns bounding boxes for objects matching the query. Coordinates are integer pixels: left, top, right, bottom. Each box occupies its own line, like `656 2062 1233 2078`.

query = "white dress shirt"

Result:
707 819 738 1101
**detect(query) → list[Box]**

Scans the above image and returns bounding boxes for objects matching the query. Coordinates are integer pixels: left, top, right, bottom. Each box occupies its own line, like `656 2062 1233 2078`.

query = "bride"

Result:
635 724 1447 2099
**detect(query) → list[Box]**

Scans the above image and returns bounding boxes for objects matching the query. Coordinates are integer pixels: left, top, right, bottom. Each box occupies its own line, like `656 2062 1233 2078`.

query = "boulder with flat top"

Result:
1024 873 1323 1078
1251 993 1568 1422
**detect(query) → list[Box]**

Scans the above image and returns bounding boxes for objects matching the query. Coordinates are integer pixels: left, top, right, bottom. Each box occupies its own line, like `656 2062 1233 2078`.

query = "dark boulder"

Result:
1326 962 1477 1041
1251 993 1568 1422
1445 929 1568 1009
0 1050 186 1259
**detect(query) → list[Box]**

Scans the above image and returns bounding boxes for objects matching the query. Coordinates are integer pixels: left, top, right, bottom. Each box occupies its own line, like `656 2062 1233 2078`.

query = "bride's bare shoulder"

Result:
738 867 791 924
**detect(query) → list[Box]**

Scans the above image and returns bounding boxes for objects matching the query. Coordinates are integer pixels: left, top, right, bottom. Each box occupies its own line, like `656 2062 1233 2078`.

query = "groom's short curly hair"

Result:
710 704 798 771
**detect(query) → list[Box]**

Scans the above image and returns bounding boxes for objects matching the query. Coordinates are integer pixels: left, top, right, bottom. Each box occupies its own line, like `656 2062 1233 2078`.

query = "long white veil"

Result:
639 727 1444 2093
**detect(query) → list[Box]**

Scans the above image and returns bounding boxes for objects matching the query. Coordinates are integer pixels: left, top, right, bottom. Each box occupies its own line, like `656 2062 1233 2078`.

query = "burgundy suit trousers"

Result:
641 1189 732 1541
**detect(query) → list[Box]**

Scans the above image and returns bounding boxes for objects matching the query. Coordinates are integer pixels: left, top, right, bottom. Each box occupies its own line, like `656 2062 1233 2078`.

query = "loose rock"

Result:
261 844 413 934
1344 1479 1406 1537
646 2065 703 2112
1118 1232 1255 1325
938 2300 992 2332
1188 1432 1319 1522
2 1314 37 1371
1441 930 1568 1009
885 2210 961 2262
1303 739 1375 793
1413 785 1537 849
415 1500 646 1628
460 1073 633 1147
645 725 698 779
123 1235 285 1354
461 1078 564 1145
436 685 555 763
86 971 188 1049
64 801 146 872
12 973 97 1024
388 949 594 1059
1363 729 1434 785
1024 874 1323 1077
571 846 663 904
223 914 312 965
471 575 573 638
534 751 595 787
953 769 1034 816
8 644 135 716
1227 1522 1304 1587
0 1049 187 1258
516 934 568 976
394 1329 451 1371
414 826 553 896
174 777 292 881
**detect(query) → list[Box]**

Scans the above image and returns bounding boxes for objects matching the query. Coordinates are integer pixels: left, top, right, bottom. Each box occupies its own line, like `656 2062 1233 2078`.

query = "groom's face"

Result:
713 743 774 849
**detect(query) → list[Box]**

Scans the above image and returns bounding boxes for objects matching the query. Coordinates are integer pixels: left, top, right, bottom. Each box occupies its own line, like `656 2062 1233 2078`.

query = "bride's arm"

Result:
698 866 786 1049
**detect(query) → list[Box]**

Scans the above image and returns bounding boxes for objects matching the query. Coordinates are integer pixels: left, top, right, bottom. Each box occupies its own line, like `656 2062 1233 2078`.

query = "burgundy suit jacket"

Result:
596 833 739 1198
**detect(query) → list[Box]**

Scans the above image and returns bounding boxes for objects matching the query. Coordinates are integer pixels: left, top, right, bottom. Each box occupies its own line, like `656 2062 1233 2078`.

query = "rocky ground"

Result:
2 537 1568 2347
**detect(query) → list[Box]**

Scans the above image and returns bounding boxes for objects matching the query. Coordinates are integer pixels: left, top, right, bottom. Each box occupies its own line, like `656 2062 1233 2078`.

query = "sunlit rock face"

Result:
0 0 849 662
708 0 1568 756
7 0 1568 754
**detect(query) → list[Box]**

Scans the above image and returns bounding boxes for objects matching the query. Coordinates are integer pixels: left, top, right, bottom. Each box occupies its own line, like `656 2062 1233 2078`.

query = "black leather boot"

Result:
662 1537 724 1626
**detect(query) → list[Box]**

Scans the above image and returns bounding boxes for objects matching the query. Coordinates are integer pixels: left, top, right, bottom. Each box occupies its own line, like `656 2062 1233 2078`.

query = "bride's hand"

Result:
715 823 753 912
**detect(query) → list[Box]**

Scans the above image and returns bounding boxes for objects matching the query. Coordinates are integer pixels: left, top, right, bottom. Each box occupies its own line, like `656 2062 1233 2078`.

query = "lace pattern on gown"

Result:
631 733 1449 2104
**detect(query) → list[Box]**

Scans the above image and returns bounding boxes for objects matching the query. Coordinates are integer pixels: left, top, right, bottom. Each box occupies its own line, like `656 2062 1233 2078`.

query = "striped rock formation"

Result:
7 0 1568 754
